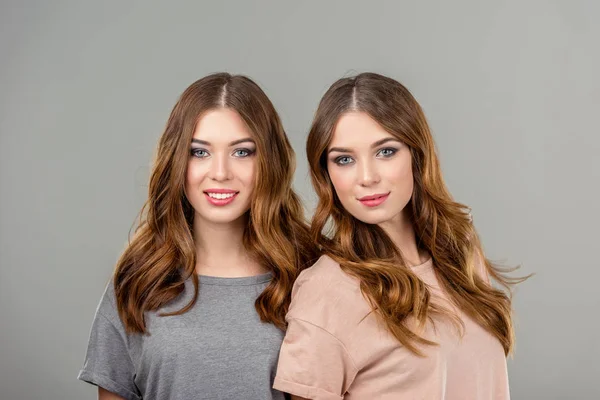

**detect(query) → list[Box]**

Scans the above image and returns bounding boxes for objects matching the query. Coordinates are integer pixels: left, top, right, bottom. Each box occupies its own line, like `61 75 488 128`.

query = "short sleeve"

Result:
273 317 358 400
77 284 141 400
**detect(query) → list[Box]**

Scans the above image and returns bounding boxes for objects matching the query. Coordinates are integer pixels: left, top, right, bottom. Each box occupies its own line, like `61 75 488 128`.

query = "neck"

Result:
378 210 428 267
192 213 266 277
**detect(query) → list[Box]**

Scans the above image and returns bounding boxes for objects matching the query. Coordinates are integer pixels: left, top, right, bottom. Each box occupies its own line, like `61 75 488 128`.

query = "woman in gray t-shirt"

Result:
78 73 315 400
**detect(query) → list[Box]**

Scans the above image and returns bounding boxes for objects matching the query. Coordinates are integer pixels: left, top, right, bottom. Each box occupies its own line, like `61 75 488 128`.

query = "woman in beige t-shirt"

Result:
274 73 525 400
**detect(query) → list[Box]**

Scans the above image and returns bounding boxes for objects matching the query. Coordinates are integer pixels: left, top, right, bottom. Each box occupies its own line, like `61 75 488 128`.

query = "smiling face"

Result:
185 108 256 226
327 111 414 228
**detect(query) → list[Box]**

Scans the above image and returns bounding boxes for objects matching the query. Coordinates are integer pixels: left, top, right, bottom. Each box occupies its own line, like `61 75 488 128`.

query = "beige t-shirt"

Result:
273 255 509 400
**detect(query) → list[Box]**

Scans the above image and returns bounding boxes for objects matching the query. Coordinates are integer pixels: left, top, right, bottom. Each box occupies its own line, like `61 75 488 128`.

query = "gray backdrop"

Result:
1 1 598 399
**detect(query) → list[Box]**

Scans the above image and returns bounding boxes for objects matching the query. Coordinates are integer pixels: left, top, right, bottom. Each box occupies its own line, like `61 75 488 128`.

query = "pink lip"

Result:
204 189 239 206
358 192 390 207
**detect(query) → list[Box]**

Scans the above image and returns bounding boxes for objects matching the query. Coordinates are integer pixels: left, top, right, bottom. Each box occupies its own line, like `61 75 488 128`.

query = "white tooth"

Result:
208 192 235 199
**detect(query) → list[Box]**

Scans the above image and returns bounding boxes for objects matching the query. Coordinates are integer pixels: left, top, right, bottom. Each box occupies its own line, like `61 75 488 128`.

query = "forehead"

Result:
330 112 393 148
193 108 253 142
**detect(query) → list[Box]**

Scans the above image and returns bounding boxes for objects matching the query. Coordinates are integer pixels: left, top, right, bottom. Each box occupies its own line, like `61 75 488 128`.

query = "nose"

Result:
208 153 232 182
358 159 380 187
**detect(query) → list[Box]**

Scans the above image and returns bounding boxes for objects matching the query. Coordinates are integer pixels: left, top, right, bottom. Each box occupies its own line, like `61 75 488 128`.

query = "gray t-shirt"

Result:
78 273 286 400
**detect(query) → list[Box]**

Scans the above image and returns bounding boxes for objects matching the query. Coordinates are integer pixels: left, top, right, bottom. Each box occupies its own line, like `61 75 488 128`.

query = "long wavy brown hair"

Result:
114 73 316 334
307 72 526 356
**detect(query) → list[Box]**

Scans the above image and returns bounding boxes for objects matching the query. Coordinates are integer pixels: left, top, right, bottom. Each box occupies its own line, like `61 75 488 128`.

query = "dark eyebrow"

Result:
328 138 401 154
191 138 256 146
328 147 353 154
371 138 402 148
229 138 255 146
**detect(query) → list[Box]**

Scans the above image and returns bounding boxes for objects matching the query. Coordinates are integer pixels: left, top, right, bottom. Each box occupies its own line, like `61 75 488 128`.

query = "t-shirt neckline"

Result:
197 271 273 286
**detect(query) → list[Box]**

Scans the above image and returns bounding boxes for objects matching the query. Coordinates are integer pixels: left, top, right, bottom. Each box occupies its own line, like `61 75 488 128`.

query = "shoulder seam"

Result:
96 311 137 371
288 316 360 372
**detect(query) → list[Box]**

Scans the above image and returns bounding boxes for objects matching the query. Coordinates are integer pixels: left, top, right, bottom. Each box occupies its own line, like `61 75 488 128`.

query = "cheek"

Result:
328 167 354 197
386 156 414 195
235 160 256 189
185 161 206 187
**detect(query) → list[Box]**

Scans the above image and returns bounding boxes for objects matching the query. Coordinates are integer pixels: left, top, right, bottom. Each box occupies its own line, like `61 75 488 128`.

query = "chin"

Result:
351 211 394 226
196 209 249 225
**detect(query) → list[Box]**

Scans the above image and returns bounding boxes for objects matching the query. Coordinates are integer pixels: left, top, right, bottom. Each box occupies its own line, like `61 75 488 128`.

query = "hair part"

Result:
218 81 228 107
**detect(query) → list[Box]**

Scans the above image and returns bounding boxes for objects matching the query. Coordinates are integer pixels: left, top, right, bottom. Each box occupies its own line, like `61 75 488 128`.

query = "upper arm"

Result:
273 318 357 400
78 283 141 400
274 257 363 399
99 387 127 400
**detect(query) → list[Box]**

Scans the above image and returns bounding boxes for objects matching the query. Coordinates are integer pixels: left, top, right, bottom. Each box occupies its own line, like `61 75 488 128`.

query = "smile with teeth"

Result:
206 192 236 199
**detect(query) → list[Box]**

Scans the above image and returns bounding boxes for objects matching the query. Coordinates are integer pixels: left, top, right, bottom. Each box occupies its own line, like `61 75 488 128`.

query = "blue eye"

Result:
191 148 209 158
334 156 354 166
377 148 397 158
233 148 255 157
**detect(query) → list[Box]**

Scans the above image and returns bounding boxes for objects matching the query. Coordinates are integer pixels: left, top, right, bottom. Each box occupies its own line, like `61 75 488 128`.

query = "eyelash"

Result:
378 148 397 158
233 148 255 157
190 148 256 158
332 147 398 166
191 148 208 158
333 156 354 166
